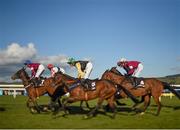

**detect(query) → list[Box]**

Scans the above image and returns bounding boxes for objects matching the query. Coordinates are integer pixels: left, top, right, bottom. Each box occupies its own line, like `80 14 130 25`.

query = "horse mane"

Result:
109 67 123 76
20 68 30 80
56 72 77 81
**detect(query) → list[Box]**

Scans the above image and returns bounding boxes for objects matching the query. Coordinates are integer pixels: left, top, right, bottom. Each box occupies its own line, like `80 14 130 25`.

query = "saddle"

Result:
125 76 144 88
80 78 98 91
31 77 46 87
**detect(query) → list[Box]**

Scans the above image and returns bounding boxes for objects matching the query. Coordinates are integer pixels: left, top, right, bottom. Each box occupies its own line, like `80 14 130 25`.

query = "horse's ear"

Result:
113 66 117 69
105 69 109 72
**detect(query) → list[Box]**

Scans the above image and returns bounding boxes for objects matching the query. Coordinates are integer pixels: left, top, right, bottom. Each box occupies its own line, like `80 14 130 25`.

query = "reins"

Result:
24 83 33 89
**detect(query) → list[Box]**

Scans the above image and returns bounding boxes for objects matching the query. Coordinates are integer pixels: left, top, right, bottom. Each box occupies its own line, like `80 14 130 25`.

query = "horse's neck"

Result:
36 86 47 95
64 77 78 85
63 74 78 83
21 73 30 86
111 69 123 76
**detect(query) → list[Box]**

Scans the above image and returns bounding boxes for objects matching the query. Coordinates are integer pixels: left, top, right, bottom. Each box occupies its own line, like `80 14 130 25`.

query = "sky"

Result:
0 0 180 82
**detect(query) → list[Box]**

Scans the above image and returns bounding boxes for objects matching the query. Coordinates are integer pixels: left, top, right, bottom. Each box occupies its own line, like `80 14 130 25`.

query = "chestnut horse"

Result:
53 72 140 118
101 67 180 116
11 67 63 113
52 72 119 118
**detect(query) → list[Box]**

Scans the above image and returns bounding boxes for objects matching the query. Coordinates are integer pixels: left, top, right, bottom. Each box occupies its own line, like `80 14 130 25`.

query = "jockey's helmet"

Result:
120 58 127 62
24 60 31 65
67 58 76 65
47 64 54 69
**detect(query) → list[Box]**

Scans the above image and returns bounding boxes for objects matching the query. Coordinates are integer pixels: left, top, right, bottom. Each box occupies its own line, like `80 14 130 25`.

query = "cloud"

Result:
0 43 37 65
36 55 68 67
0 43 70 82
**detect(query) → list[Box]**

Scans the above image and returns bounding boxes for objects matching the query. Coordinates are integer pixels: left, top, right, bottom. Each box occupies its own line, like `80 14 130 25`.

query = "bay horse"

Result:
11 67 63 113
101 67 180 116
52 72 139 118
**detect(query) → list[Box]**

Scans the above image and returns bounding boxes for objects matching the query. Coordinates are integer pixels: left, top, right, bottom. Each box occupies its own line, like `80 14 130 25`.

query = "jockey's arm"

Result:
30 67 36 78
76 63 85 78
128 69 134 76
51 68 56 77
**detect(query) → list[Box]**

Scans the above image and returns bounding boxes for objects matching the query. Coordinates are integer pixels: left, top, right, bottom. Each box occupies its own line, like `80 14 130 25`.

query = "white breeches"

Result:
132 63 143 77
84 62 93 79
35 64 45 78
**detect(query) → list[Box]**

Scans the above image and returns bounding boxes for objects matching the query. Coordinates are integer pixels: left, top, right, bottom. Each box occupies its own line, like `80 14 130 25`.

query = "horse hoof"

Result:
83 115 91 119
84 115 88 119
140 112 144 115
30 108 37 114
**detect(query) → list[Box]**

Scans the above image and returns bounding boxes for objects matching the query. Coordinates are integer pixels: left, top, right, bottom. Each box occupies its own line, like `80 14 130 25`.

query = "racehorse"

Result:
51 72 119 118
52 72 139 118
101 67 180 116
11 67 63 113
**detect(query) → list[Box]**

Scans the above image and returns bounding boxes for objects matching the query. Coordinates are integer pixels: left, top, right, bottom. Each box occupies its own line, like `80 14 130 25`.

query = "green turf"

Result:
0 95 180 129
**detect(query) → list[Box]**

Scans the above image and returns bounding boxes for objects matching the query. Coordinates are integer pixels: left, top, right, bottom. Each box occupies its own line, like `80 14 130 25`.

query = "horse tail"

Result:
162 82 180 99
116 84 140 104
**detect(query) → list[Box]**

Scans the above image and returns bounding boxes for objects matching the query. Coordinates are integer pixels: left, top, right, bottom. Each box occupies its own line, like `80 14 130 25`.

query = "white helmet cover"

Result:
120 58 127 62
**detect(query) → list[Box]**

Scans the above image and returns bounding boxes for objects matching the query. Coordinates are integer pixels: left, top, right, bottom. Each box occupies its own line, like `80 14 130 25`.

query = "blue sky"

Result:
0 0 180 81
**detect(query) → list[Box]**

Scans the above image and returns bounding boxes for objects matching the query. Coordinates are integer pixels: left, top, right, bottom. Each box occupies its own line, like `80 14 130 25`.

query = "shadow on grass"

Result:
51 105 136 119
0 107 6 111
151 104 180 110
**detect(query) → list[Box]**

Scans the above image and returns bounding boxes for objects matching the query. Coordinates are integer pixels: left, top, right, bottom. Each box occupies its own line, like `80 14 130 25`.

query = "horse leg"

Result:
85 101 91 109
49 97 59 112
139 95 150 114
152 95 161 116
86 98 104 118
107 96 116 119
33 99 41 113
27 98 35 113
80 101 83 110
80 101 91 110
27 98 41 113
57 98 62 108
132 96 145 110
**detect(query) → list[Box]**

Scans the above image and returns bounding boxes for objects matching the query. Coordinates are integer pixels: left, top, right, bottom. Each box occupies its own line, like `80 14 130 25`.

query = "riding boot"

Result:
80 78 86 86
80 78 88 89
33 77 39 87
133 77 138 88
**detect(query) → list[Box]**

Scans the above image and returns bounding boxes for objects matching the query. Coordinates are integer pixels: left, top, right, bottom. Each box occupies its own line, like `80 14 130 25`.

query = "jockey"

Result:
24 60 45 86
117 58 144 87
67 58 93 79
47 64 65 77
67 58 93 87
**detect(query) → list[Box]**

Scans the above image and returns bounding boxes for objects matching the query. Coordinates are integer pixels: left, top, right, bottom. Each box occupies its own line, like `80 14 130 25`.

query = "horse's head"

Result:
11 67 29 80
54 71 64 83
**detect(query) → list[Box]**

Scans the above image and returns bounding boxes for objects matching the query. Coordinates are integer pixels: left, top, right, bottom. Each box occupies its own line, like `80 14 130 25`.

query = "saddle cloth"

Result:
68 79 97 91
126 76 145 87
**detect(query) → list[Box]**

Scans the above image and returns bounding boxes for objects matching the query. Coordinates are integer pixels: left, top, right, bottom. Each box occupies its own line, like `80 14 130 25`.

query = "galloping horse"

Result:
101 67 180 116
11 67 63 113
53 72 139 118
52 72 119 118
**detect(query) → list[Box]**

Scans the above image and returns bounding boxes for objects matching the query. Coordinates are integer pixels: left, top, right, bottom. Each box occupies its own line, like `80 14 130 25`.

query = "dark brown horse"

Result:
101 67 180 116
52 72 118 118
11 67 63 113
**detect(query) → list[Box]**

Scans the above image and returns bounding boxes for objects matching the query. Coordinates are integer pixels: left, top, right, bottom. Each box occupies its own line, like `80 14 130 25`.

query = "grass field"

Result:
0 95 180 129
